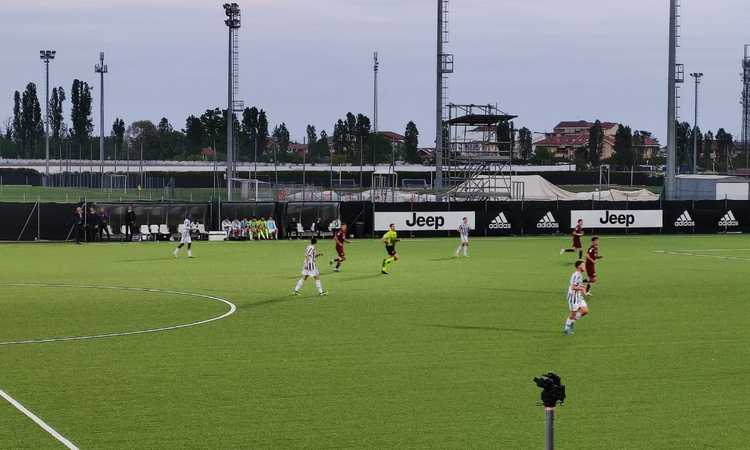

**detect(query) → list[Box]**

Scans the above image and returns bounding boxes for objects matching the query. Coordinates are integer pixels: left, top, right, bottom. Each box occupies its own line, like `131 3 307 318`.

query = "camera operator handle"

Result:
545 407 555 450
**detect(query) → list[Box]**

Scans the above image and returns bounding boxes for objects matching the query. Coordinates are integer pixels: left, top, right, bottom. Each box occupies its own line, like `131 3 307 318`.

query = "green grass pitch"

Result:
0 235 748 449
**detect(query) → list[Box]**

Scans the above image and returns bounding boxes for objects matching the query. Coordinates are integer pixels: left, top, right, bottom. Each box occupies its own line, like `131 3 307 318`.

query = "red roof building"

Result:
535 121 660 161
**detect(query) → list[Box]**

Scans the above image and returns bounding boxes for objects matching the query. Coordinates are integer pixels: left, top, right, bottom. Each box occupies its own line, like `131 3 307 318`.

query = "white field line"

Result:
654 250 750 262
398 234 750 242
0 388 79 449
0 283 237 346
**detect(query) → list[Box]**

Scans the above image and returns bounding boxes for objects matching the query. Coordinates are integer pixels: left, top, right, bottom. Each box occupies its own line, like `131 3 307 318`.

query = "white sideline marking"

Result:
0 388 79 449
654 250 750 262
0 283 237 346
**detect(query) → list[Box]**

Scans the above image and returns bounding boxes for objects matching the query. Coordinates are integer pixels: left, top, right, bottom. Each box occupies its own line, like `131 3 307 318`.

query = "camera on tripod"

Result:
534 372 566 408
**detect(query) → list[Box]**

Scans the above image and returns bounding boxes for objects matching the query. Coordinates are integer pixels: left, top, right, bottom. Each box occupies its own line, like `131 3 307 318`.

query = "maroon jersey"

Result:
572 225 583 248
585 246 599 275
335 230 346 256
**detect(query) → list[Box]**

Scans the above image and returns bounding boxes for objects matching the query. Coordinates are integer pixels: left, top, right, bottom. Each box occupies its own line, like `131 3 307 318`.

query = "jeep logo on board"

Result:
599 210 635 227
405 212 445 230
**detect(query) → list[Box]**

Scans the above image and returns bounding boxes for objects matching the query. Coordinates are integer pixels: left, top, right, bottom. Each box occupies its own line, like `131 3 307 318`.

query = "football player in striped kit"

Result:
294 238 328 296
173 216 193 258
563 260 589 336
454 217 471 258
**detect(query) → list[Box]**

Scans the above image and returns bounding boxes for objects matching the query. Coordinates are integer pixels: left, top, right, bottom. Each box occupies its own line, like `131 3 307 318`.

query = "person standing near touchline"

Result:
125 205 136 242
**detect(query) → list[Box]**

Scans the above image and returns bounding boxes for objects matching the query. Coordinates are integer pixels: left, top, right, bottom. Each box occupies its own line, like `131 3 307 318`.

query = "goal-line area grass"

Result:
0 235 747 449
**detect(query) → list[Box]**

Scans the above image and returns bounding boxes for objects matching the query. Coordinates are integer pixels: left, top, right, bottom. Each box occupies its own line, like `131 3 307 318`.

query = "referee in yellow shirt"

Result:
381 223 400 274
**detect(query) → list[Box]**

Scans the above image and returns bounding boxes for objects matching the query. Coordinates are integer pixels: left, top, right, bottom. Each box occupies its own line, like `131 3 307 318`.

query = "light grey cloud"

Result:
1 0 748 145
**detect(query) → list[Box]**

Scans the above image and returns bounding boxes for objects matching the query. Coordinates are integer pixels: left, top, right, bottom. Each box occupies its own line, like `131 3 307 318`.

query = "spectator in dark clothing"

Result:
73 207 84 244
99 207 111 241
87 207 98 242
125 205 136 241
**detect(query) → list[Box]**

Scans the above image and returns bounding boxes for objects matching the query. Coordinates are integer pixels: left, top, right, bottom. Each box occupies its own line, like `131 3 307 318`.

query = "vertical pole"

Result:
693 75 699 174
666 0 677 199
44 61 50 185
373 52 379 133
435 0 444 200
226 26 234 201
100 53 105 186
545 407 555 450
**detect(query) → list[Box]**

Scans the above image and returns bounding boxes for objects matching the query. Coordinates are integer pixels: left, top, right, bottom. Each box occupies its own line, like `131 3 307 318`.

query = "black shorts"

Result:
385 245 396 256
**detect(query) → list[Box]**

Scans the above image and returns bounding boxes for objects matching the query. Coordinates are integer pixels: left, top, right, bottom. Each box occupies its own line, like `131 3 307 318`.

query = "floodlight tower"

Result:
690 72 703 174
666 0 684 199
223 3 241 201
95 52 108 183
742 45 750 167
40 50 56 184
435 0 454 200
373 52 379 133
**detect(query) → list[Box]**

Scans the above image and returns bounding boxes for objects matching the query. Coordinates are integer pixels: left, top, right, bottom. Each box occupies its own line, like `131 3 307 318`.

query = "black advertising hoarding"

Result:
481 204 522 236
520 202 562 235
662 201 696 234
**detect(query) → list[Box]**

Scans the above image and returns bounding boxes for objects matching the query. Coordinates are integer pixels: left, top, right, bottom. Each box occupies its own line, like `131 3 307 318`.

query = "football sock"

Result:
336 261 341 269
188 250 192 257
463 246 468 257
578 250 583 259
586 284 591 293
315 280 323 294
565 319 575 328
564 249 575 253
295 278 304 292
455 245 462 256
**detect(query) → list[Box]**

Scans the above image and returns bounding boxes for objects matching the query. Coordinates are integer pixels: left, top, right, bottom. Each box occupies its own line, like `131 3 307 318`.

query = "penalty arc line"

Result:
0 389 79 450
0 284 238 449
0 283 237 346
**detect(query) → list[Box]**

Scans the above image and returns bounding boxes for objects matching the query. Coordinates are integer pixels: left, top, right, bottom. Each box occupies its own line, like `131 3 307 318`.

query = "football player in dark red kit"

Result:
585 236 603 295
330 223 351 272
561 219 584 259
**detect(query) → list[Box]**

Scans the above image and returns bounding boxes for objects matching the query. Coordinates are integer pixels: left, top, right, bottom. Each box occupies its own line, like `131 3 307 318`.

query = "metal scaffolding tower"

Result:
742 45 750 167
435 0 454 199
445 104 517 201
666 0 684 199
223 3 241 201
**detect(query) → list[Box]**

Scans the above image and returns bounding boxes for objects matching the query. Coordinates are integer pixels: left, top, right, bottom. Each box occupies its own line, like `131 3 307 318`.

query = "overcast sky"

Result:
1 0 748 144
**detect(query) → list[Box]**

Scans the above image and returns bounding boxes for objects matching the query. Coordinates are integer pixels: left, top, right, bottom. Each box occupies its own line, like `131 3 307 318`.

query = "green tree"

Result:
403 121 420 163
518 127 533 162
715 128 734 171
272 123 290 163
702 131 714 169
355 114 372 163
50 87 66 145
332 119 346 161
11 90 22 147
126 120 160 160
184 115 206 156
612 124 634 168
19 83 43 158
675 121 691 169
316 130 330 163
157 117 177 159
70 79 93 151
587 120 604 167
257 110 269 161
200 108 225 155
241 106 259 162
111 118 126 160
305 124 316 163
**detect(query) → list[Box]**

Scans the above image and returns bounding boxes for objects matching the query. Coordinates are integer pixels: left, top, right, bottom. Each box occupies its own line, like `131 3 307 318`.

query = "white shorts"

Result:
302 268 319 277
180 234 192 244
567 293 587 312
460 235 469 243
